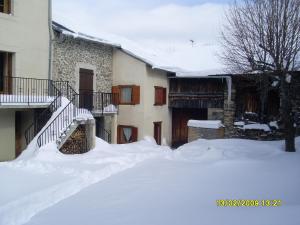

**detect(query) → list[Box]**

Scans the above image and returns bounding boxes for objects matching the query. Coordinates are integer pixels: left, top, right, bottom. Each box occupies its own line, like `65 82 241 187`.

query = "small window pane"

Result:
121 87 132 103
123 127 132 142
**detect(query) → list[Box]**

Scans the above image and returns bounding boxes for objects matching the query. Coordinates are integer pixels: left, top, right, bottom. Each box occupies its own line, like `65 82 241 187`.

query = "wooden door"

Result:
154 122 162 145
0 52 12 94
15 111 22 157
172 108 208 147
0 52 4 92
79 68 94 110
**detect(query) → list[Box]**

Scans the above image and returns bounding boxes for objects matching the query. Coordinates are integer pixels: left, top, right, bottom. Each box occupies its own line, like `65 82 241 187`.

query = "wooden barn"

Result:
168 76 228 147
167 72 300 147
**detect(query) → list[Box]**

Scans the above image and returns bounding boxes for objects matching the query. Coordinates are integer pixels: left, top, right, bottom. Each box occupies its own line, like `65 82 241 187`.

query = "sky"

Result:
52 0 232 72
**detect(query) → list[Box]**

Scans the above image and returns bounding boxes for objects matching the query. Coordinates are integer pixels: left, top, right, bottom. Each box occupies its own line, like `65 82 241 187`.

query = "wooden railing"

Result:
169 92 224 108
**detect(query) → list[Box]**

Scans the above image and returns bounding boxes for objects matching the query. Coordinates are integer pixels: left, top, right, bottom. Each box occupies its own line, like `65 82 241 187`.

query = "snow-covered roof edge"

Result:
52 21 121 48
52 21 229 78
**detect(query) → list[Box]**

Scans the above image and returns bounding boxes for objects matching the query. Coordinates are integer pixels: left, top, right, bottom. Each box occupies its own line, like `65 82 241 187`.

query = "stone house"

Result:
51 22 172 146
51 22 118 143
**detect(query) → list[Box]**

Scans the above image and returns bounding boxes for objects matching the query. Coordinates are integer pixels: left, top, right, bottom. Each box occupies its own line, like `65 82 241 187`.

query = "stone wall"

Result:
208 108 224 120
52 31 113 93
223 83 236 137
188 127 225 142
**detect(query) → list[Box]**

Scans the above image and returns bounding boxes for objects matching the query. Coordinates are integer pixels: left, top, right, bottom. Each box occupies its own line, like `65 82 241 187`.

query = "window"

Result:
121 87 132 104
154 86 167 105
0 0 11 14
117 125 138 144
112 85 140 105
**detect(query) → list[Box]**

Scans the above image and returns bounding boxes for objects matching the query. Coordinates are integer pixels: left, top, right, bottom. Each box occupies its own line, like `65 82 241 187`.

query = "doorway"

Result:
154 122 162 145
15 111 22 157
79 68 94 110
0 52 12 93
172 108 208 148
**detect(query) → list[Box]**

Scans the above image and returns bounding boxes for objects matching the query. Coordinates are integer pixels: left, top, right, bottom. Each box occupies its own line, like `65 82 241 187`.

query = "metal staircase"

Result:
24 80 118 150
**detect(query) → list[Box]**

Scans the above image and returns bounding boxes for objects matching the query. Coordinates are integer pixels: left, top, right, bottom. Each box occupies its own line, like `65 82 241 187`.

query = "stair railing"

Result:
24 81 62 144
98 126 112 143
37 94 90 147
24 80 77 145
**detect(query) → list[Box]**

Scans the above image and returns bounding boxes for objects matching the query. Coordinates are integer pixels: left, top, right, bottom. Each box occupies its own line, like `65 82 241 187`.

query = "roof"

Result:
52 21 227 78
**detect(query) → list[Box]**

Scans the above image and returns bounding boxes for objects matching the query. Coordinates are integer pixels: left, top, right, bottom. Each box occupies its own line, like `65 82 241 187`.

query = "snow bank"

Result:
0 137 172 225
17 138 300 225
243 124 271 132
234 122 272 132
187 120 224 129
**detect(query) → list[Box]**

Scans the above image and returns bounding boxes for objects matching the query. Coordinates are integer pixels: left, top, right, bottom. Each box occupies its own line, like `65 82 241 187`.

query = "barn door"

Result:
154 122 162 145
79 68 94 110
172 108 208 147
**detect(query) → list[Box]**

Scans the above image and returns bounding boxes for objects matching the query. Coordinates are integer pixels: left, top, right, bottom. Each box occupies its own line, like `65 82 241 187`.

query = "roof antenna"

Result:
190 39 195 47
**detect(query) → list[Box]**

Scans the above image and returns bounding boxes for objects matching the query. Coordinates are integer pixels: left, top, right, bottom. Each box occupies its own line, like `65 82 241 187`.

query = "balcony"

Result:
75 92 119 116
169 92 224 109
0 76 57 108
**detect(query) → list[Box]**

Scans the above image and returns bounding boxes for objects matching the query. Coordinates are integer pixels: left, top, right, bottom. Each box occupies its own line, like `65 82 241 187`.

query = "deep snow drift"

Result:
0 137 300 225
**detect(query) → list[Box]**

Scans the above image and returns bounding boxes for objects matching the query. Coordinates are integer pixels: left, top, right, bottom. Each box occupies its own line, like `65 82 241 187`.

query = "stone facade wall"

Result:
208 108 224 120
188 127 225 142
224 83 236 137
52 31 113 93
52 31 115 140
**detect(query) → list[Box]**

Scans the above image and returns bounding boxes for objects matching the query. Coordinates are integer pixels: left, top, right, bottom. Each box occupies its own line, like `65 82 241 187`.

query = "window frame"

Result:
0 0 11 14
112 85 140 105
154 86 167 106
119 85 134 105
117 125 138 144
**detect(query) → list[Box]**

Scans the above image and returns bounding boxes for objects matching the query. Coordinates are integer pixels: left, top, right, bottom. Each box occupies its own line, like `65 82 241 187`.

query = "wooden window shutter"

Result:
132 85 140 105
132 127 138 142
163 88 167 105
112 86 120 105
154 87 166 105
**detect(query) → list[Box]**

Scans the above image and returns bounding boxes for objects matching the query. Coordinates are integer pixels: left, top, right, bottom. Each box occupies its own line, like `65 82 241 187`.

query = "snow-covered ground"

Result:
0 137 299 225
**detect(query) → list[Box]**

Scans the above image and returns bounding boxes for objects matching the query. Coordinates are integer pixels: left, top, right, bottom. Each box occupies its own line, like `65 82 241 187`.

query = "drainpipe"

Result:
48 0 52 81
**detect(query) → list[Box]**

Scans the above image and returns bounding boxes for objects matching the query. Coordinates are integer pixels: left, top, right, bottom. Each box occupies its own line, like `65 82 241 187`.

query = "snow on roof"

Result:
242 124 271 132
52 22 121 48
52 21 226 77
187 120 225 129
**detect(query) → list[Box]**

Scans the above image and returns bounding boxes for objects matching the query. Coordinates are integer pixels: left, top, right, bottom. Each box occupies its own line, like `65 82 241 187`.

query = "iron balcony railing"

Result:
0 76 56 104
0 76 118 147
78 92 119 114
